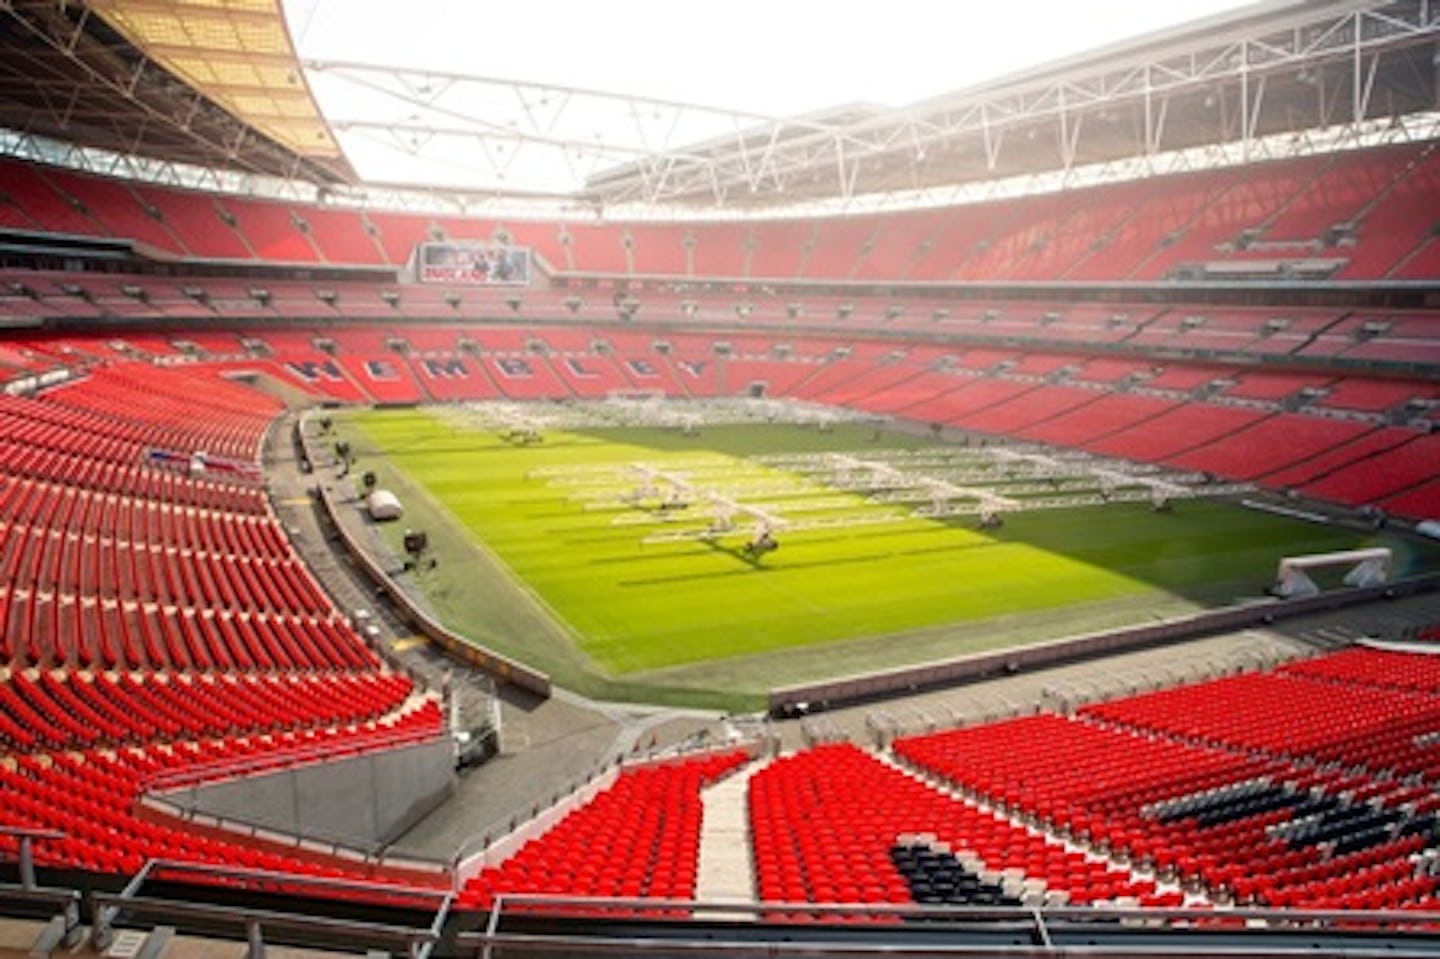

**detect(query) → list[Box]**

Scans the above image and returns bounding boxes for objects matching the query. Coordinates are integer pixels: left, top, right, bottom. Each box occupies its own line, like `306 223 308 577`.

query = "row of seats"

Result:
456 751 750 912
0 523 330 616
0 357 452 903
38 364 273 456
892 647 1440 911
0 475 292 561
0 435 270 515
748 742 1166 914
5 271 1438 376
4 142 1436 280
3 325 1434 517
0 592 374 672
0 669 414 751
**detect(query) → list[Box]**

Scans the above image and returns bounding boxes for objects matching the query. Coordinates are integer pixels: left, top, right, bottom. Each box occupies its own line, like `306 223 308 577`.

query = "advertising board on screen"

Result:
417 242 530 285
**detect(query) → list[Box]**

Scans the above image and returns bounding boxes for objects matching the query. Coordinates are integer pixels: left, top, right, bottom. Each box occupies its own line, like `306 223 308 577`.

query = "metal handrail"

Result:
460 895 1440 958
139 793 451 878
137 732 456 880
141 723 445 793
0 827 83 946
0 824 66 890
92 859 452 959
451 739 760 871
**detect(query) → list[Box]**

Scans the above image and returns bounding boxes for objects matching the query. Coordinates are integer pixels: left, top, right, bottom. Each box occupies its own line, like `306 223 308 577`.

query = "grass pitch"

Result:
342 407 1433 709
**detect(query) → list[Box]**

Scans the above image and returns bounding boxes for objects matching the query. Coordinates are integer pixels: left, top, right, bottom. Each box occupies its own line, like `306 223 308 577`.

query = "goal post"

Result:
1271 547 1392 599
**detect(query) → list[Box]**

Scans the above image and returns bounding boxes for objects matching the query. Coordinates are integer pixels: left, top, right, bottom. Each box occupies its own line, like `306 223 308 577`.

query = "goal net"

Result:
1271 547 1392 599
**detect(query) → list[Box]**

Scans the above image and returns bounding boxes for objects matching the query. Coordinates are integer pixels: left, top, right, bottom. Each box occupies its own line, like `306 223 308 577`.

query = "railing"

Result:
0 826 83 947
140 723 446 793
452 739 763 879
141 790 452 883
461 895 1440 958
92 859 452 959
770 570 1440 715
138 727 455 883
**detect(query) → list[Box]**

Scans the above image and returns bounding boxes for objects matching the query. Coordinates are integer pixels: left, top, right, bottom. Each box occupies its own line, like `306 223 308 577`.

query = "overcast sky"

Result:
283 0 1269 194
286 0 1264 116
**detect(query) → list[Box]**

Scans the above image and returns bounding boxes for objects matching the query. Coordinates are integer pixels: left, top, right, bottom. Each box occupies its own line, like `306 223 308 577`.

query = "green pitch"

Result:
341 408 1433 710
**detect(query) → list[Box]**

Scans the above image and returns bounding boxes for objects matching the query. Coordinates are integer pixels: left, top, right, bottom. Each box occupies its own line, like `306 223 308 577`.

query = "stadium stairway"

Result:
694 754 772 904
455 750 751 911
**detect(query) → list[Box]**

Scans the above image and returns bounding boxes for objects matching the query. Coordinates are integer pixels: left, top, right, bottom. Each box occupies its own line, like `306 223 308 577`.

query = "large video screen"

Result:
416 242 530 285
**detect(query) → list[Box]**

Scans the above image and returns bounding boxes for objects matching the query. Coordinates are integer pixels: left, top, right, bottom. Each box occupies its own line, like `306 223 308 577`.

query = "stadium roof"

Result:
0 0 352 183
291 0 1263 202
0 0 1435 214
88 0 341 163
291 0 1440 210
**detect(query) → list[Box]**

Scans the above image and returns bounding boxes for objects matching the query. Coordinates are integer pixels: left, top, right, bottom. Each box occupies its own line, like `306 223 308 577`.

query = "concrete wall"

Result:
305 446 552 698
165 738 456 852
770 573 1440 715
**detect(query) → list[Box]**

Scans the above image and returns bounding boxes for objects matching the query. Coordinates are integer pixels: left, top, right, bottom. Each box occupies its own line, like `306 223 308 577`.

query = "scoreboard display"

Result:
416 242 530 285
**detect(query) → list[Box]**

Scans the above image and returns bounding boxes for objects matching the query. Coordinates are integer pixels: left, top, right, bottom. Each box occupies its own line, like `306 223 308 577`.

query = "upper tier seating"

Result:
298 207 388 265
129 185 252 259
0 159 106 236
1336 146 1440 279
43 170 187 255
7 141 1435 281
216 197 320 263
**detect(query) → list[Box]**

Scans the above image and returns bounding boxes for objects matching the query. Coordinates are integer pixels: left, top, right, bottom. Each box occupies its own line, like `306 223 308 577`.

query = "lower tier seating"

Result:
895 647 1440 911
456 750 750 912
749 742 1162 915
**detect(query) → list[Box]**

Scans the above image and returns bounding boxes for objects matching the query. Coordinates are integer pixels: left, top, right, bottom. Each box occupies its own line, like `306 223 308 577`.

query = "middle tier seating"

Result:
3 317 1436 517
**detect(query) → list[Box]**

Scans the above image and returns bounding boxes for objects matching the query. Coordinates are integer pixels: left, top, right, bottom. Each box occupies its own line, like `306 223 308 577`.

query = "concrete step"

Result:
695 755 772 907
